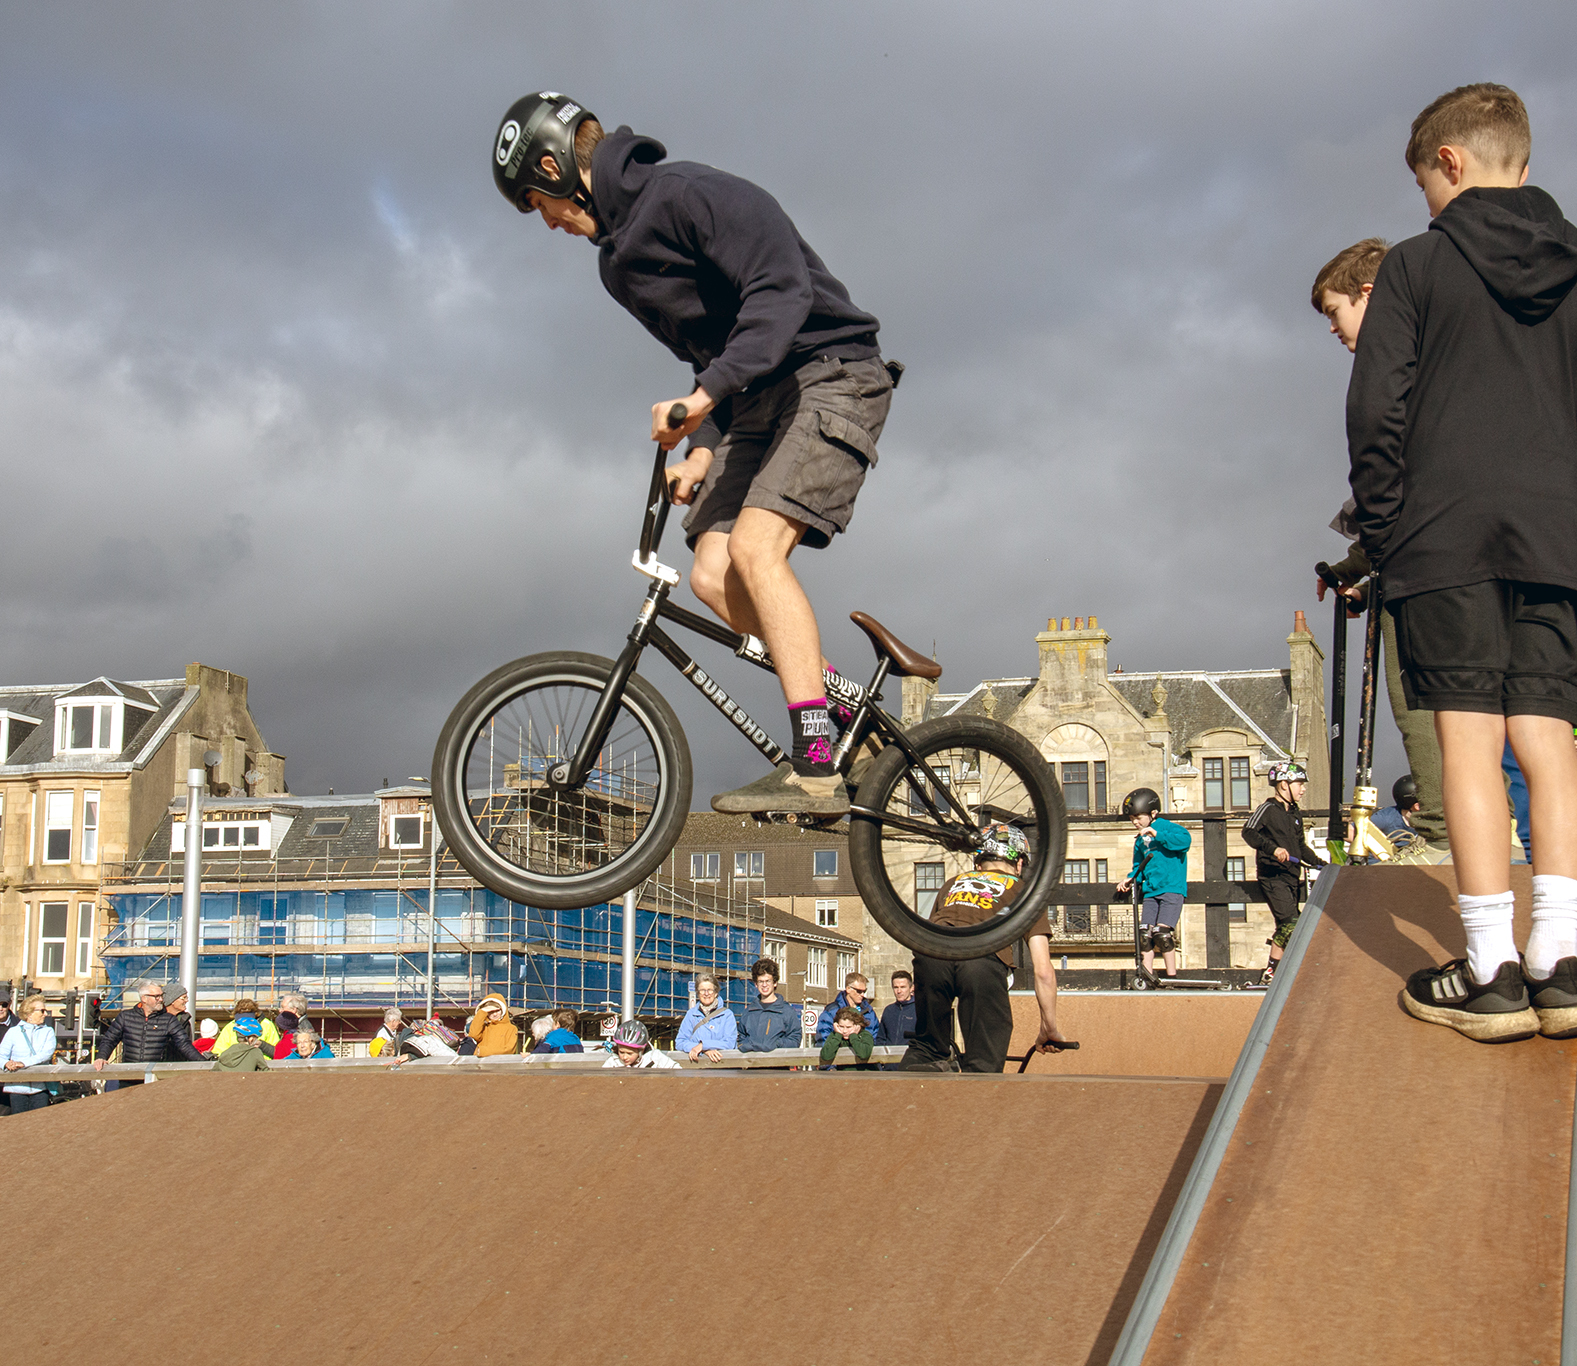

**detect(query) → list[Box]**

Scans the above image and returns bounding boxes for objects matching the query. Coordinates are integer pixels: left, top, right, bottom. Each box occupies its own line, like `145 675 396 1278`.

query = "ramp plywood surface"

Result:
1010 993 1258 1079
1143 865 1571 1365
4 1072 1218 1366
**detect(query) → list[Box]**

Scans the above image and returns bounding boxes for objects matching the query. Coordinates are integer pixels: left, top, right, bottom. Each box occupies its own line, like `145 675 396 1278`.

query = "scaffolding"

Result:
99 842 768 1018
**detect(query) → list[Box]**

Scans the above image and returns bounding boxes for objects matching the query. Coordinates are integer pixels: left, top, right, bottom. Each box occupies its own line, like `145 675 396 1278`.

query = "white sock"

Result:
1457 891 1518 985
1525 874 1577 978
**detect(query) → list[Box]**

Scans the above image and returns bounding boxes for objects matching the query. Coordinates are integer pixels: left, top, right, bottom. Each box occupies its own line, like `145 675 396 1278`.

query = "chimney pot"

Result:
1090 615 1098 629
1061 617 1072 631
1294 609 1309 635
1074 617 1084 630
1047 618 1057 632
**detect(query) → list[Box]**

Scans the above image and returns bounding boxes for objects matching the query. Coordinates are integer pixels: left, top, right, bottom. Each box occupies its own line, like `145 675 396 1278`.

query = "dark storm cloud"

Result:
4 1 1577 795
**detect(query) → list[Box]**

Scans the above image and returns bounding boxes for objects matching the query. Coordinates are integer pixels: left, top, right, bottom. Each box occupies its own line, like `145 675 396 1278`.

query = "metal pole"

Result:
621 889 636 1022
425 818 440 1020
1327 580 1349 843
179 767 204 1018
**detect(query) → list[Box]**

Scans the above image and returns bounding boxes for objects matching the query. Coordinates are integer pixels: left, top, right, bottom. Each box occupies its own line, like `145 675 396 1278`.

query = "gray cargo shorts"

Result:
683 355 894 550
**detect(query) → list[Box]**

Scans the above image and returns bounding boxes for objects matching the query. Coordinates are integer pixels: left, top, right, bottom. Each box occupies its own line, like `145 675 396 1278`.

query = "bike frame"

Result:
542 446 983 849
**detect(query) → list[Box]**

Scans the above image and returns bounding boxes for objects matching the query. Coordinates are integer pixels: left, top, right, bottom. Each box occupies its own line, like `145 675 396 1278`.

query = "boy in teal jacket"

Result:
1115 787 1191 979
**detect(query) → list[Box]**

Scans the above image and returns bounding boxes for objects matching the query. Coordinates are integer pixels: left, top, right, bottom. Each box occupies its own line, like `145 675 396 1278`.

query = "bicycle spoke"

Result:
462 679 664 880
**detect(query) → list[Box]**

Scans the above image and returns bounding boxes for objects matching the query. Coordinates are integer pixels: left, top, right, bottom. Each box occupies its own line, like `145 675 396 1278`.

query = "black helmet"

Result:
1392 774 1420 809
493 91 597 212
1122 787 1162 818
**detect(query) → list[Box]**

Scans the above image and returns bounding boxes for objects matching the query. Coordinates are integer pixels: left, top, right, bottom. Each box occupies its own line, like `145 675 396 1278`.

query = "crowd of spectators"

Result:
0 956 926 1110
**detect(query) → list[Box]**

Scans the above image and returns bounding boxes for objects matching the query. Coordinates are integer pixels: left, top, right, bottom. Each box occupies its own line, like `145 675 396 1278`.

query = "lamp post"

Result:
179 749 222 1021
621 889 636 1022
409 778 441 1019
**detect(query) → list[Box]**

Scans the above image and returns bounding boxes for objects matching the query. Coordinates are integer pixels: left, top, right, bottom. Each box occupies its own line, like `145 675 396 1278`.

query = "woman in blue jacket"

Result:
677 975 739 1063
0 996 59 1113
1115 788 1191 980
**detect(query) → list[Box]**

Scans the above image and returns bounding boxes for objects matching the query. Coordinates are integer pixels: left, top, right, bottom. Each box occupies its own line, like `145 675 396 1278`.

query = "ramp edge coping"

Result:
1567 1052 1577 1366
1105 862 1339 1366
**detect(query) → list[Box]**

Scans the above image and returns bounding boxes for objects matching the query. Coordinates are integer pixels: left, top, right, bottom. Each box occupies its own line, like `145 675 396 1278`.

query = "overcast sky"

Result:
6 2 1577 800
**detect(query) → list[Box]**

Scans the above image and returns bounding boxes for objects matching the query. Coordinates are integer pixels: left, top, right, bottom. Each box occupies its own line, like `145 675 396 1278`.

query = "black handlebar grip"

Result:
1315 560 1342 590
667 402 688 428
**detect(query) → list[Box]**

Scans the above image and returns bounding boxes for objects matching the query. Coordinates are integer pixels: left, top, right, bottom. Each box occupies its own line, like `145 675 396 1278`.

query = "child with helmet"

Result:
1115 788 1192 981
897 823 1066 1072
602 1019 680 1070
1242 762 1323 985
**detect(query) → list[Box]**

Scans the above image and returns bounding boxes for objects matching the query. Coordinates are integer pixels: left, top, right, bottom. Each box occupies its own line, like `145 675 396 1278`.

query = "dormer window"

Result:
0 711 40 762
390 814 425 849
58 702 114 753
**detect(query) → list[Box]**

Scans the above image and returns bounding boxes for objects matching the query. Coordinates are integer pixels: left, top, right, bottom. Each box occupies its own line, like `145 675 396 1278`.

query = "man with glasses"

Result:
92 980 207 1085
814 972 879 1044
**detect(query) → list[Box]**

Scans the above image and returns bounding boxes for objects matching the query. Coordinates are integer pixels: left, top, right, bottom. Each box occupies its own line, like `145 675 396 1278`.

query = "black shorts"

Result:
683 356 893 551
1389 581 1577 724
1260 873 1301 926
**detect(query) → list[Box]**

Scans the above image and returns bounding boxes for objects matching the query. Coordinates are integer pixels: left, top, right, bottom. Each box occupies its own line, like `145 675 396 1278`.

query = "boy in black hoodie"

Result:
1349 83 1577 1042
492 92 897 816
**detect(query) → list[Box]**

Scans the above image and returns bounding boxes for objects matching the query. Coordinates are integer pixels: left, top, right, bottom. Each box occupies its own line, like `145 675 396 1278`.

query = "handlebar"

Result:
637 405 693 561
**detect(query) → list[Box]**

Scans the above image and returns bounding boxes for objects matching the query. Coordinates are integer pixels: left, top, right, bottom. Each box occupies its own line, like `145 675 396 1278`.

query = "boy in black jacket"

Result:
1348 82 1577 1042
493 92 896 816
1242 763 1322 985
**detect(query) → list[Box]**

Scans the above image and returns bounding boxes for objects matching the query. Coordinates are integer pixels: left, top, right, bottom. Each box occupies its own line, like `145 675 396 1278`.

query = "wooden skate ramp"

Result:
4 1070 1218 1365
1136 865 1572 1364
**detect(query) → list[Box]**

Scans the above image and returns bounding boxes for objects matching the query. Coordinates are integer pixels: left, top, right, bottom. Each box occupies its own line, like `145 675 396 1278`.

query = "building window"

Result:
258 895 287 945
813 849 838 878
690 852 720 881
1230 757 1251 809
81 790 100 864
764 938 787 966
174 820 270 853
807 945 828 988
1203 758 1224 810
1064 859 1092 934
38 901 68 975
1064 858 1090 883
1227 856 1247 923
1060 763 1089 812
306 818 348 839
734 850 764 879
915 861 945 918
391 814 424 848
836 951 855 983
75 901 95 975
44 791 73 863
910 765 949 816
57 702 113 753
1096 858 1108 883
815 898 838 927
1094 761 1108 813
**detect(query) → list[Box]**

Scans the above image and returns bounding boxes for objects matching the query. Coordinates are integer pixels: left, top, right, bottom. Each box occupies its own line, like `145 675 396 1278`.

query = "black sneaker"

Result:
1400 958 1539 1043
1524 956 1577 1039
711 761 849 816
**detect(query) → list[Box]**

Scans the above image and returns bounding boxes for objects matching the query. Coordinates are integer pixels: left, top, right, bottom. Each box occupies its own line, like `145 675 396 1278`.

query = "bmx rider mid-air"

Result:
494 90 899 816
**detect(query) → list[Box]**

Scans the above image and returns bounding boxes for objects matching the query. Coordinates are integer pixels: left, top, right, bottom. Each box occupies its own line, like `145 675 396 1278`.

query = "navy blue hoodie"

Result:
1349 186 1577 597
589 128 880 451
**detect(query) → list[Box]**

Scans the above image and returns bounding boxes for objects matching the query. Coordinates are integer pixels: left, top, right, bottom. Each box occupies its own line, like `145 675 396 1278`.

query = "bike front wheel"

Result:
848 715 1067 960
431 652 692 909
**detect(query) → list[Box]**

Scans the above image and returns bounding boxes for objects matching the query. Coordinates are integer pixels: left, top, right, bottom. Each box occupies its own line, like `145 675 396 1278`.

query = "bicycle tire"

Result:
432 652 692 909
848 715 1067 960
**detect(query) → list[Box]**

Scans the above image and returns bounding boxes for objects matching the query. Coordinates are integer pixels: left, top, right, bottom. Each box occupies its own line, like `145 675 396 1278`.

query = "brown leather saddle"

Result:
849 611 942 680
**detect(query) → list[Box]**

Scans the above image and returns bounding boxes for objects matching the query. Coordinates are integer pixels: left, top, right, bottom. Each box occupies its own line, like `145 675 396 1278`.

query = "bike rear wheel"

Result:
848 715 1066 960
431 652 692 908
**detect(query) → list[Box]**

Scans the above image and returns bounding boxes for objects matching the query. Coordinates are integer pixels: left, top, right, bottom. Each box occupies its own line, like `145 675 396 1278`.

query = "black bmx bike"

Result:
431 408 1067 959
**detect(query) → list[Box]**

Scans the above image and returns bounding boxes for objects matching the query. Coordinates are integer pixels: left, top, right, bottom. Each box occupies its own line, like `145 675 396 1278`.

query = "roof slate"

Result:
0 679 188 770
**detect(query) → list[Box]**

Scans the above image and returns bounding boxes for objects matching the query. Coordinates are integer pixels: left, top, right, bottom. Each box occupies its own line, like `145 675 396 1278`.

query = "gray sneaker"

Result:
1525 956 1577 1039
711 761 850 816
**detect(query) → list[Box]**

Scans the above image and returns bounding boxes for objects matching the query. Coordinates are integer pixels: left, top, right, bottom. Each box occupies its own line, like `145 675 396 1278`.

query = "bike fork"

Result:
555 580 668 789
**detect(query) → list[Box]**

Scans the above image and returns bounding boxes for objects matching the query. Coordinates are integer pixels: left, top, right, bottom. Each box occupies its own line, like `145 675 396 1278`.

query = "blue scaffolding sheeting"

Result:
102 887 761 1016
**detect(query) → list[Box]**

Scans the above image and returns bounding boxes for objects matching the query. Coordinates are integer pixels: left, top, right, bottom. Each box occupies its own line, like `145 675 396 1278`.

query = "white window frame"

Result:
815 898 838 928
173 819 271 853
75 901 95 976
54 700 117 756
689 851 720 882
915 861 945 919
836 951 855 983
806 945 828 989
733 850 764 879
81 790 100 865
390 811 426 849
764 938 788 966
37 900 69 977
43 790 73 864
813 848 839 878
